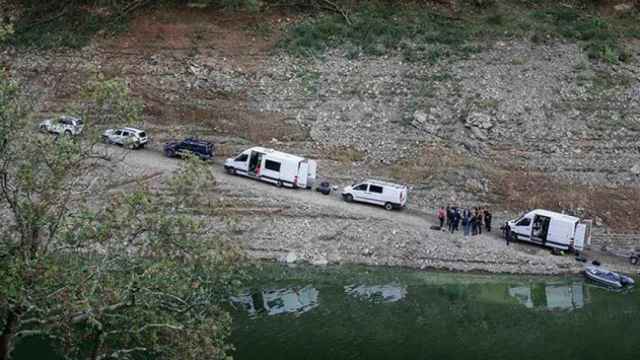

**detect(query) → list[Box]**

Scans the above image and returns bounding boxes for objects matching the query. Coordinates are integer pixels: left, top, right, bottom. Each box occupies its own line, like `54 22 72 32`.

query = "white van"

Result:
224 147 317 189
342 180 408 210
504 209 591 251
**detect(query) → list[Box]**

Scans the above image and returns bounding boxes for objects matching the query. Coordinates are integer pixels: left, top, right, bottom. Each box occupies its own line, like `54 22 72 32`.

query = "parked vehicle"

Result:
224 147 317 189
317 181 332 195
584 266 635 289
39 115 83 136
164 138 214 160
630 251 639 266
342 180 407 210
504 209 591 252
102 127 148 149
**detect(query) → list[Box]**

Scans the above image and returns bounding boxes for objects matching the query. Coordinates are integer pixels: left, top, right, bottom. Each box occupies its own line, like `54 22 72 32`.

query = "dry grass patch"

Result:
319 145 366 163
387 144 499 185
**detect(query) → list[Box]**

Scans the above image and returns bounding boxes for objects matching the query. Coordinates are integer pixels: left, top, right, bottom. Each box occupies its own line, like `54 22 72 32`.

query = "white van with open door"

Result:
224 147 317 189
504 209 591 252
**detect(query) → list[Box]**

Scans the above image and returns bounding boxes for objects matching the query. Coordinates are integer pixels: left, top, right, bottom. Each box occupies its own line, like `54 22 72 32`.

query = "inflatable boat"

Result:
584 266 635 289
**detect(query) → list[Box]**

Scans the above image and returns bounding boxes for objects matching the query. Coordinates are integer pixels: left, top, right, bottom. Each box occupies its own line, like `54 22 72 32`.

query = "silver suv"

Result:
39 115 84 136
102 127 149 149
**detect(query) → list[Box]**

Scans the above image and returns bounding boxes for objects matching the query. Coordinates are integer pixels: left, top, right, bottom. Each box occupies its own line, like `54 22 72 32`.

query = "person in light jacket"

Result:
462 208 471 238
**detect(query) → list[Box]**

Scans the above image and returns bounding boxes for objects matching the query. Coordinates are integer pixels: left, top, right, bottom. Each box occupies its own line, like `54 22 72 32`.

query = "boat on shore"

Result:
584 266 635 289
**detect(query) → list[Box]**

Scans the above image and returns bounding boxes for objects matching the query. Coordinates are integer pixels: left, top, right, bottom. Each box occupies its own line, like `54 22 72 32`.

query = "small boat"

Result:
584 266 635 289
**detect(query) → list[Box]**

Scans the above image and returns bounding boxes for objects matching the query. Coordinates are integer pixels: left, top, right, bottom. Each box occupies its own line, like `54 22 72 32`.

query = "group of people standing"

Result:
436 206 492 238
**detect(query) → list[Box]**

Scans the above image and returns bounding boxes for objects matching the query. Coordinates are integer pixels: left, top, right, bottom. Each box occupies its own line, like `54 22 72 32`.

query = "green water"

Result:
230 265 640 360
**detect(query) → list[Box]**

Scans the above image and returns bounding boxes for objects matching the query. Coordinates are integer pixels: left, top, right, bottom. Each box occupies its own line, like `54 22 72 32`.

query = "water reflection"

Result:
508 282 588 311
232 280 592 318
344 284 407 303
231 286 319 317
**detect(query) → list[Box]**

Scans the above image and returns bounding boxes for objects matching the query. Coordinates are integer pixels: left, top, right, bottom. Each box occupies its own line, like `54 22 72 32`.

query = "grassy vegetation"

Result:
7 0 639 62
279 1 640 64
11 2 131 49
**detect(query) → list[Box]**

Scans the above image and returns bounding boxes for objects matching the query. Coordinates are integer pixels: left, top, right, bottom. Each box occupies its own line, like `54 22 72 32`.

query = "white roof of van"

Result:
532 209 580 222
249 147 306 162
366 179 407 189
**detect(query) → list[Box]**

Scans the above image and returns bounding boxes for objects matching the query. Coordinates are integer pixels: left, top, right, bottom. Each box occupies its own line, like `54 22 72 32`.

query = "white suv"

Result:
39 116 84 136
342 180 408 210
102 127 149 149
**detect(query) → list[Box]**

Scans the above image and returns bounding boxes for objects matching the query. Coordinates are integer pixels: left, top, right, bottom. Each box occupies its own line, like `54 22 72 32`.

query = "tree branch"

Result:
96 347 147 360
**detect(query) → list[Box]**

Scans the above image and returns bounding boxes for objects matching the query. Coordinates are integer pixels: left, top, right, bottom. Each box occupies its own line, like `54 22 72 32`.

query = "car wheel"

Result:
631 256 639 266
276 181 283 188
102 136 110 144
127 143 136 150
39 125 48 132
384 202 394 211
225 167 236 175
344 194 353 203
64 130 72 136
165 149 175 158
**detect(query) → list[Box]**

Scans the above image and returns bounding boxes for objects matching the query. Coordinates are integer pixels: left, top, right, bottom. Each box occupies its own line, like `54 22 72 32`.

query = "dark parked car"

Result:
164 138 214 160
316 181 331 195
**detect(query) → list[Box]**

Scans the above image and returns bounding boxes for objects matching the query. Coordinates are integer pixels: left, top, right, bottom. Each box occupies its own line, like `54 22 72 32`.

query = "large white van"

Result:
224 147 317 189
504 209 591 251
342 180 408 210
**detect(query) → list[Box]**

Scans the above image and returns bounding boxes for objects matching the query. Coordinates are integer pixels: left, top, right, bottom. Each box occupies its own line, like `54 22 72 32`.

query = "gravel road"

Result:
105 145 637 275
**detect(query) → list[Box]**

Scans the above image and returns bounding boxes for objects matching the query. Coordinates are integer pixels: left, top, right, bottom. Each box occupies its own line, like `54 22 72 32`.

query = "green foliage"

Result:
0 21 14 43
280 1 639 64
280 3 468 60
0 72 242 360
11 1 131 49
81 72 144 127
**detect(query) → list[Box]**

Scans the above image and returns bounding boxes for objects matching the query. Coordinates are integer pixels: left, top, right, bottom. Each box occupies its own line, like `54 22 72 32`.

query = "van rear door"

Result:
399 187 407 207
573 222 589 251
307 160 317 187
297 161 309 188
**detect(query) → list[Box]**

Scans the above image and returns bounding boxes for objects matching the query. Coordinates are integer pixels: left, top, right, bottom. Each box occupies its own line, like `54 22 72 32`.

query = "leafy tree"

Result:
0 72 242 360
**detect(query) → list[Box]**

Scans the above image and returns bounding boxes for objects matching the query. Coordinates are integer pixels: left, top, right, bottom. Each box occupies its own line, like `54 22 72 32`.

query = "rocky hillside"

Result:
3 1 640 232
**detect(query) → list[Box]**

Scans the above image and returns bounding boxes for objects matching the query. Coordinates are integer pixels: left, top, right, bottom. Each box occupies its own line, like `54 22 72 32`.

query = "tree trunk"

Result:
0 310 19 360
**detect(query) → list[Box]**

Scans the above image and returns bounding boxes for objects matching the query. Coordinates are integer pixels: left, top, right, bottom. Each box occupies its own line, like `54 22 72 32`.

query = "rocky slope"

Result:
3 6 639 251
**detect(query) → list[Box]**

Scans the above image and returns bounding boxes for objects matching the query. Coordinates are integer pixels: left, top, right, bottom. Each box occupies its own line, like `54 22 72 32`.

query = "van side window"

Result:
354 184 368 191
265 160 281 172
369 185 383 194
516 218 531 226
236 154 248 162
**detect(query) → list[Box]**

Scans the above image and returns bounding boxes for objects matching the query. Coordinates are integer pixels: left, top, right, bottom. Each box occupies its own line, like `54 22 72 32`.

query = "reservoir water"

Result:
230 264 640 360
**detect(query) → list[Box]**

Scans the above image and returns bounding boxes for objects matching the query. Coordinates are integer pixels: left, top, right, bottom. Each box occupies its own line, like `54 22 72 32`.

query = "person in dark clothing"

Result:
452 208 461 233
470 211 478 236
446 206 454 232
484 209 492 232
477 208 483 235
437 206 446 229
